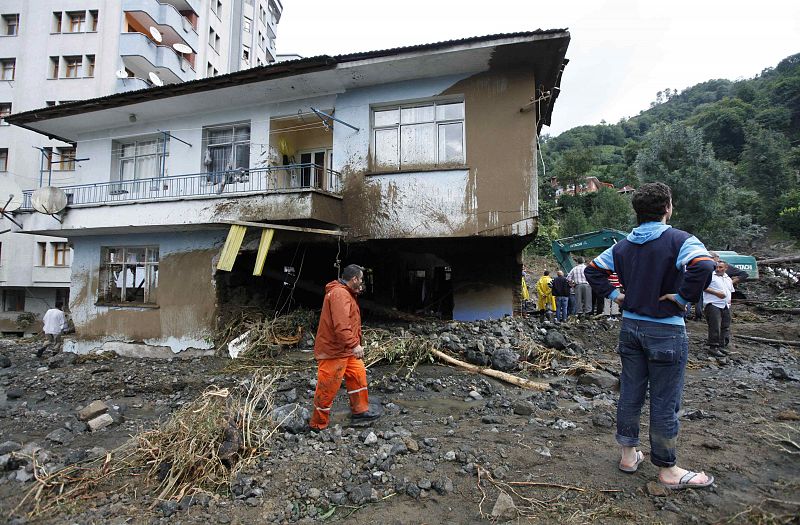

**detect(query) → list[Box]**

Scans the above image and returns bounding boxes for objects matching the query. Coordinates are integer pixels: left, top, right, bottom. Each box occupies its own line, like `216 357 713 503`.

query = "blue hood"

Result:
627 222 671 245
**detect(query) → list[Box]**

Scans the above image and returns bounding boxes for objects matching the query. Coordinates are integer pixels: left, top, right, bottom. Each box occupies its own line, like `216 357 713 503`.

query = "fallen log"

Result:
734 335 800 347
756 255 800 265
430 349 550 391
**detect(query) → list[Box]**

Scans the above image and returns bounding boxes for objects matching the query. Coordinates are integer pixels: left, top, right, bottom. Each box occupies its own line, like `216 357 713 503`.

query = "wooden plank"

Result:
218 219 342 236
217 225 247 271
252 229 275 276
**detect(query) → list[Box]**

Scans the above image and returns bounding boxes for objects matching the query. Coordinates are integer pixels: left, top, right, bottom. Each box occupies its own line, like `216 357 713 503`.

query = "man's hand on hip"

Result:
352 345 364 359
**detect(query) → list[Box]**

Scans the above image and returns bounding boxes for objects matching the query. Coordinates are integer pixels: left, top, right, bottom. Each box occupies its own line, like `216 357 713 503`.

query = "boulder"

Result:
544 330 569 350
87 413 114 432
271 403 311 434
46 428 74 445
491 491 517 520
47 353 77 369
78 400 109 421
578 371 619 390
491 348 519 371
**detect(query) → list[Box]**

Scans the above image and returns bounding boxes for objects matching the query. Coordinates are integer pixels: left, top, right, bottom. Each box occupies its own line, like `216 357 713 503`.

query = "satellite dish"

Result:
173 42 192 54
0 177 23 212
31 186 68 214
148 71 163 86
149 26 163 43
115 68 129 79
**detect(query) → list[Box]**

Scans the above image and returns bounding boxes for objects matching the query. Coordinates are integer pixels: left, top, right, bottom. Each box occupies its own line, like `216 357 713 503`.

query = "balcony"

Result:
31 265 71 285
17 165 343 236
123 0 199 51
119 32 193 83
115 76 151 92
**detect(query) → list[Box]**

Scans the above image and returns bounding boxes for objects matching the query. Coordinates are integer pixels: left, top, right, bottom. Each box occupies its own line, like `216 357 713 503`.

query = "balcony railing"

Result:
20 164 341 210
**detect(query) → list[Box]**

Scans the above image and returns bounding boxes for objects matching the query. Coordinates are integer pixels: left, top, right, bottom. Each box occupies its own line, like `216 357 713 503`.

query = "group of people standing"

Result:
524 257 622 323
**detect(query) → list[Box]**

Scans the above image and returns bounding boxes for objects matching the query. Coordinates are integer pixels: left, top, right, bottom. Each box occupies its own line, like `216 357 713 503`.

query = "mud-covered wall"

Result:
66 231 224 354
332 67 538 240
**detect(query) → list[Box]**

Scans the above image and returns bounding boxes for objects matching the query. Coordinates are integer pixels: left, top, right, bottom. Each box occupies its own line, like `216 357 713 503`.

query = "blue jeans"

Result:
556 296 569 322
616 318 688 467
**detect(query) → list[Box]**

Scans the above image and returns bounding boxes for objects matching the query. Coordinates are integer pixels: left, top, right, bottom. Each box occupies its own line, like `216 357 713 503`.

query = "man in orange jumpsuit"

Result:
309 264 382 430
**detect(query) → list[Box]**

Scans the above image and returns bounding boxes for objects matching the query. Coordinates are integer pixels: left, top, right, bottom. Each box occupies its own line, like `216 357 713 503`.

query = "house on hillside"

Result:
7 31 570 355
551 176 631 197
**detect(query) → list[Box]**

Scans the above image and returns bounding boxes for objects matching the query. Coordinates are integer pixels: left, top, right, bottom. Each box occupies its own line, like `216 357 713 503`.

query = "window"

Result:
86 54 95 77
0 148 7 171
212 0 223 16
0 103 10 125
243 17 252 32
242 46 250 64
38 242 47 266
49 57 59 78
116 138 169 181
204 123 250 173
68 11 85 33
56 288 70 308
2 14 19 36
53 243 70 266
46 101 56 107
57 147 76 171
0 59 15 80
209 28 217 51
258 32 265 50
259 6 266 24
89 10 98 31
65 56 81 78
52 12 62 33
206 63 217 77
2 289 25 312
98 246 159 305
372 100 465 169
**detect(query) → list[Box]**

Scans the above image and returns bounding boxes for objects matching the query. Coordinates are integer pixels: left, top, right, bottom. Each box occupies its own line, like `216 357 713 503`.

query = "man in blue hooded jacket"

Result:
586 182 717 490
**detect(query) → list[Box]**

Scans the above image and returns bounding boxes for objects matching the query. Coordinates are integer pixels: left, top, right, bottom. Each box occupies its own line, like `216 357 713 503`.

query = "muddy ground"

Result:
0 280 799 524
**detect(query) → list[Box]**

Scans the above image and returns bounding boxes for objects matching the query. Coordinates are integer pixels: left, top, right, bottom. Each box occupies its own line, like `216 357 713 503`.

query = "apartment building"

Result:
0 0 281 335
8 31 570 354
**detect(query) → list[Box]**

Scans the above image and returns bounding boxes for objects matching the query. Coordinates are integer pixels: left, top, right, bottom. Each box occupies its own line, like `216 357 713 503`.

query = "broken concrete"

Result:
87 413 115 432
78 400 108 421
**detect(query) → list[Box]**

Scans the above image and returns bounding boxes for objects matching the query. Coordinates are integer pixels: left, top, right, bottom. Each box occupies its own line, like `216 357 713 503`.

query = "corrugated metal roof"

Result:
7 30 569 127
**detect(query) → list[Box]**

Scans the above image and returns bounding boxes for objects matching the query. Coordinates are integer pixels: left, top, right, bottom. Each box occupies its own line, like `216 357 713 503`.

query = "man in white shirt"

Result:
703 261 735 356
37 302 66 358
567 257 592 316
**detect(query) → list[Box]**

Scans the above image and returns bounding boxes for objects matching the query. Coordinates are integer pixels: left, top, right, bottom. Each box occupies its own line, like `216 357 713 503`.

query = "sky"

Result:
276 0 800 136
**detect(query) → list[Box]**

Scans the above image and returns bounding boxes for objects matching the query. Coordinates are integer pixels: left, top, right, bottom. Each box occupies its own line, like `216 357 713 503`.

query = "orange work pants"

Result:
309 356 369 430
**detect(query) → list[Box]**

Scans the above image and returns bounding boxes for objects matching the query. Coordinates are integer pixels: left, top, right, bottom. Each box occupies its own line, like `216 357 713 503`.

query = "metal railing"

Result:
20 164 341 210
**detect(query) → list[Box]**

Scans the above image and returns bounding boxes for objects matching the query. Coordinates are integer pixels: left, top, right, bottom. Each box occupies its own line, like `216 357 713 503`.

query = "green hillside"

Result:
533 52 800 254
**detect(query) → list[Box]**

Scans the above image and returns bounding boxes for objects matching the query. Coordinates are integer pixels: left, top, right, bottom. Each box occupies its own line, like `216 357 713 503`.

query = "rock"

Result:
403 437 419 452
513 401 535 416
0 441 22 455
158 500 178 517
481 415 502 424
701 439 722 450
87 413 114 432
646 481 670 497
0 355 10 368
444 450 457 461
348 482 373 505
464 350 489 366
544 330 569 350
364 432 378 445
771 367 791 381
78 400 109 421
592 413 614 428
271 403 311 434
65 419 88 434
535 446 551 457
307 488 321 499
578 371 619 390
777 409 800 421
552 419 576 430
6 388 23 400
405 483 421 499
47 353 76 369
662 500 681 513
432 476 454 494
468 390 483 400
491 348 519 371
490 491 517 520
46 428 74 445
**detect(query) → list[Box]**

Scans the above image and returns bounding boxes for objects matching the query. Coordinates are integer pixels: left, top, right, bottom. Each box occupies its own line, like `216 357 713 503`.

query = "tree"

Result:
559 207 590 238
737 126 795 223
687 97 754 162
588 188 634 231
556 148 595 195
634 123 761 247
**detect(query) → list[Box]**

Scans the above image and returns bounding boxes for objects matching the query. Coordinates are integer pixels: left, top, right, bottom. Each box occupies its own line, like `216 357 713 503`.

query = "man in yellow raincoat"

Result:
536 270 556 314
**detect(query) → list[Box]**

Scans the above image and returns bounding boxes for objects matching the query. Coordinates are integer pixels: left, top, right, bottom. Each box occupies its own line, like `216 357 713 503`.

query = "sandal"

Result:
660 471 714 490
618 450 645 473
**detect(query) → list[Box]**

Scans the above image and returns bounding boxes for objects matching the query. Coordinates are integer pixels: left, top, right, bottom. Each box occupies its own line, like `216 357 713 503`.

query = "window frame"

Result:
57 147 76 171
0 58 15 80
85 54 95 77
203 122 251 174
0 148 8 171
64 56 82 78
53 242 70 266
115 137 169 181
0 103 10 125
89 10 98 32
67 11 86 33
2 14 19 36
371 99 466 171
52 12 62 33
98 246 160 306
2 289 25 312
38 242 47 266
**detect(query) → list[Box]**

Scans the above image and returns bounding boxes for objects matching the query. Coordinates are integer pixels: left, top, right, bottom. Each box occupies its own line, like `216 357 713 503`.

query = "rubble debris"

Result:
87 414 114 432
78 400 109 421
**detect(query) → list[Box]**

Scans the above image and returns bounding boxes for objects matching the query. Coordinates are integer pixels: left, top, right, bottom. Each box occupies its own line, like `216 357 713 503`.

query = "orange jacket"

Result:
314 280 362 360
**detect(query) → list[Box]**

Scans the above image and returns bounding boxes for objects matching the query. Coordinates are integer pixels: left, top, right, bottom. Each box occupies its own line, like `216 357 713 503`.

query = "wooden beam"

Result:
217 220 342 236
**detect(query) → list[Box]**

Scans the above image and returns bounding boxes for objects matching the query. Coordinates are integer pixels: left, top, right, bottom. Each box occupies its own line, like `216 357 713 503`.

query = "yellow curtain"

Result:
216 225 247 271
253 228 275 276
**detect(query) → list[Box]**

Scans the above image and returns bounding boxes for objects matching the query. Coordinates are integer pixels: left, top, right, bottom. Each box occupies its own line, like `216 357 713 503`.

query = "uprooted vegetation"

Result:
14 373 282 518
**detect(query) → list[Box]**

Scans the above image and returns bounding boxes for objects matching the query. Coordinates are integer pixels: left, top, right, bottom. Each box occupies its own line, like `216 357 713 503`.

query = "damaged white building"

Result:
7 31 570 355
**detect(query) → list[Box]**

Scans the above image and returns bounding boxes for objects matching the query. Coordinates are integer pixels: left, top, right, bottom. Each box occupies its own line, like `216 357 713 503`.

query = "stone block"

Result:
87 413 114 432
78 400 108 421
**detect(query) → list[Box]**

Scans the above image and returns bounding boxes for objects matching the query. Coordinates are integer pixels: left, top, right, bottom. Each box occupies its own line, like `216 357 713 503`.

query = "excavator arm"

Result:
551 228 628 273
